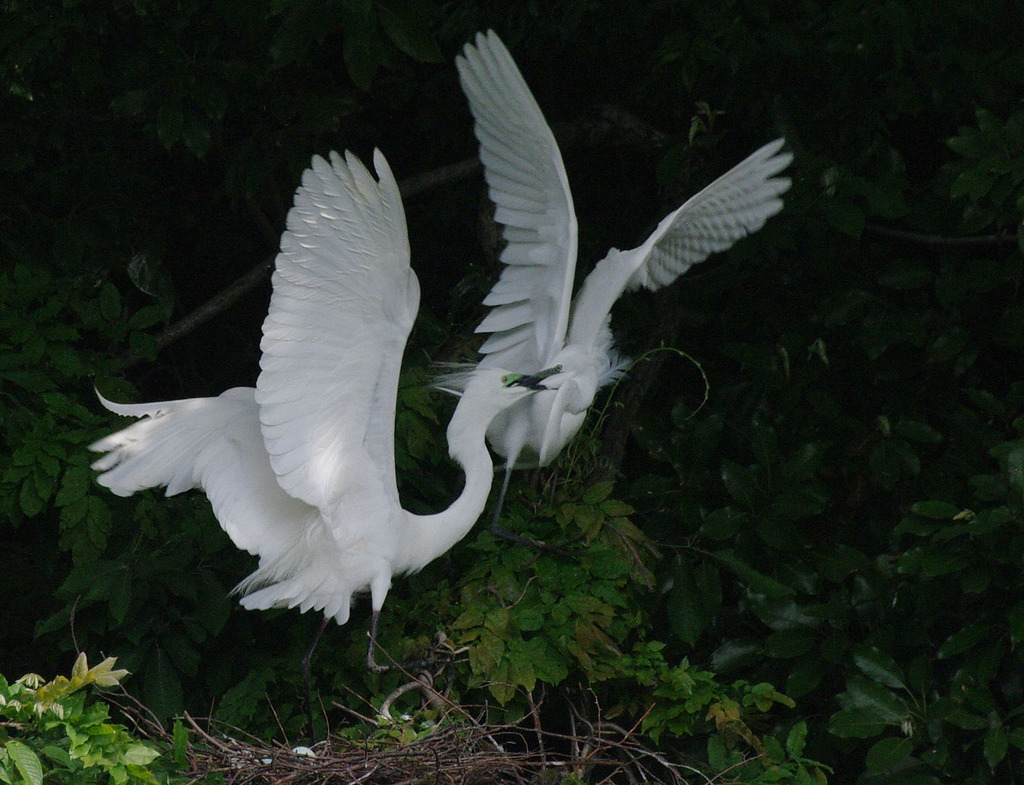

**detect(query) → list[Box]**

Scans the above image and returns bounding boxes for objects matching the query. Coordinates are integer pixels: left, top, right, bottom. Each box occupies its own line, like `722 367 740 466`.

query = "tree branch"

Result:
864 223 1019 247
124 164 480 368
123 106 676 365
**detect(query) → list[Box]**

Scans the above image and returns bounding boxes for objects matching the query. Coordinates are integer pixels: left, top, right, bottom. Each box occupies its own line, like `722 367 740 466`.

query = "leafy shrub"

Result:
0 654 173 784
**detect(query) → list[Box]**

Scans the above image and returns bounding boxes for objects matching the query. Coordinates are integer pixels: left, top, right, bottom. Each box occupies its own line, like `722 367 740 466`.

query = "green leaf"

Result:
769 488 829 520
144 646 184 720
377 7 442 62
853 644 906 689
128 304 168 331
582 482 614 505
937 623 991 659
343 24 380 91
720 460 759 506
865 736 914 773
182 114 212 158
156 103 184 149
700 506 747 539
786 720 808 758
172 719 189 766
897 547 967 576
878 267 932 290
870 439 920 488
841 675 910 723
506 651 536 691
6 740 44 785
766 628 817 658
782 442 826 482
516 606 544 632
666 562 709 646
1010 600 1024 647
815 543 870 582
99 282 121 322
828 707 891 739
950 169 997 200
893 515 940 537
984 726 1008 769
711 550 795 599
822 197 865 237
121 742 160 766
710 639 763 672
786 656 825 698
910 500 960 519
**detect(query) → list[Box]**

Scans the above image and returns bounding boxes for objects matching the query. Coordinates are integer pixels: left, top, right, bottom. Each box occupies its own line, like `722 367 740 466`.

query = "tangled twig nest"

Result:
172 714 710 785
111 680 720 785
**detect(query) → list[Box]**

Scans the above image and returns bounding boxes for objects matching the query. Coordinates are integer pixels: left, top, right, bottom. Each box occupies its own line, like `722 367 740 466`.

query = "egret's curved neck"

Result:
401 398 496 572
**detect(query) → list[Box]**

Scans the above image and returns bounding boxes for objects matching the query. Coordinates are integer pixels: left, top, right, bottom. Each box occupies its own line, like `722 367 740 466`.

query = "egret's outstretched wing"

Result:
257 149 418 512
568 139 792 349
89 389 313 563
457 30 577 371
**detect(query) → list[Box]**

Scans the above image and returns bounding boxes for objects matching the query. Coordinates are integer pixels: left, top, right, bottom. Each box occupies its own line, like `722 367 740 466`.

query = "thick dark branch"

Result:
153 255 275 354
124 106 674 363
397 158 480 199
864 223 1018 247
122 165 468 369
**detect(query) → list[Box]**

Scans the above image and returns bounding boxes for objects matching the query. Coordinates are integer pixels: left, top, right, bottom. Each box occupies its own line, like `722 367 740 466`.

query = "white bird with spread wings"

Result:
455 30 793 521
90 148 556 670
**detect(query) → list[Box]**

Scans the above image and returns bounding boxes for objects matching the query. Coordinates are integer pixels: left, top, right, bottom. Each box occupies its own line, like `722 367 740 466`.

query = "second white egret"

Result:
455 31 793 524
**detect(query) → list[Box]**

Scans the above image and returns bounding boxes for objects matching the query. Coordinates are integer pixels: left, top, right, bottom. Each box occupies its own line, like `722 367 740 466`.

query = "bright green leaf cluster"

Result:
0 656 175 785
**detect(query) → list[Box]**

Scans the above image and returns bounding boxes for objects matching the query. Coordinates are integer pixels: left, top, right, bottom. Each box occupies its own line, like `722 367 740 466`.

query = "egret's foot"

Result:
366 610 455 674
366 653 438 674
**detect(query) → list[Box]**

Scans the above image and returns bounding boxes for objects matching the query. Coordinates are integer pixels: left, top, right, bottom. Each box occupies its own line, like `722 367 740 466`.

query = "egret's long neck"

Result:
401 397 496 572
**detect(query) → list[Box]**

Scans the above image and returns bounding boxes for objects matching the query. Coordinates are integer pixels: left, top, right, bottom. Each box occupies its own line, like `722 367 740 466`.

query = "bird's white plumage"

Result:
257 149 415 515
456 32 577 373
457 30 792 473
89 388 313 565
567 137 792 350
90 148 548 640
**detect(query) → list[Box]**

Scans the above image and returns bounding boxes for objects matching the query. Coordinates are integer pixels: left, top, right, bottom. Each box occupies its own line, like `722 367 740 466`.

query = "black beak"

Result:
511 365 562 391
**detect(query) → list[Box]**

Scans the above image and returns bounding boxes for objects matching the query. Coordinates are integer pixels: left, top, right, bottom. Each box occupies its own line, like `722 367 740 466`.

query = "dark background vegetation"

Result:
3 0 1024 782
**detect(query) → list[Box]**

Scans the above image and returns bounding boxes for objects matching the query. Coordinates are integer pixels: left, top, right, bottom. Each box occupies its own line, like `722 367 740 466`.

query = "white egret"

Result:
454 31 793 525
90 148 557 672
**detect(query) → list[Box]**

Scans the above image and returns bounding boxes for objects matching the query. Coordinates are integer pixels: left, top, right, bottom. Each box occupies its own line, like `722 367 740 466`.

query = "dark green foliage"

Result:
3 1 1024 782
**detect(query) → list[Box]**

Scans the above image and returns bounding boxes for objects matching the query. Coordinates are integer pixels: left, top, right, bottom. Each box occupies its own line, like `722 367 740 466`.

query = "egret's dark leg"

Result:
487 466 514 536
488 467 576 556
303 617 330 738
366 610 387 673
303 617 330 686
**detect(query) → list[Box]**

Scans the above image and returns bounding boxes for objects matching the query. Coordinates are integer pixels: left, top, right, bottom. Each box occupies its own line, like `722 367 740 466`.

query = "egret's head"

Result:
446 366 561 454
500 365 562 391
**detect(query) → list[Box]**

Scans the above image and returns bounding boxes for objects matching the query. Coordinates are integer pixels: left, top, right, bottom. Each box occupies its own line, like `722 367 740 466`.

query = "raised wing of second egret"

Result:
456 30 792 481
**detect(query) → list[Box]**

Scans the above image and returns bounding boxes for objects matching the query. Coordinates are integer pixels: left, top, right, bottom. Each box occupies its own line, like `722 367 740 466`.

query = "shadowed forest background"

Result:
3 1 1024 782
